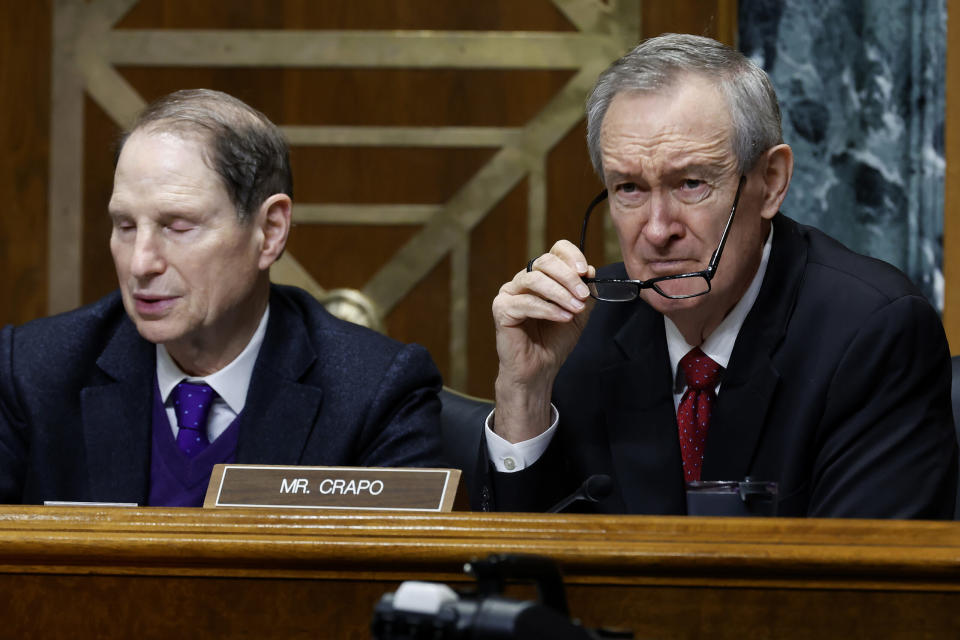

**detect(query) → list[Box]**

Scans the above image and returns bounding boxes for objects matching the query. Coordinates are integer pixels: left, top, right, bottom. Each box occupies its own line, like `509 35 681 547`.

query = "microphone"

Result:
547 474 613 513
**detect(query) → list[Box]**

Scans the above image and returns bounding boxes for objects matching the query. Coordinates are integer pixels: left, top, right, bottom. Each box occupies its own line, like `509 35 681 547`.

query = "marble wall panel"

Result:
740 0 946 308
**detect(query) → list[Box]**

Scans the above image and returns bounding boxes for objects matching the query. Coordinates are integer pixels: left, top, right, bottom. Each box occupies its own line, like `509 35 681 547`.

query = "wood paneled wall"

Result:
4 1 737 396
0 1 50 323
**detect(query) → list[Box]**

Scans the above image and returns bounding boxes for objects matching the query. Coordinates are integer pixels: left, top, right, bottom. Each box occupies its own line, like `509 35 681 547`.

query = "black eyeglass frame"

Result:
578 175 747 301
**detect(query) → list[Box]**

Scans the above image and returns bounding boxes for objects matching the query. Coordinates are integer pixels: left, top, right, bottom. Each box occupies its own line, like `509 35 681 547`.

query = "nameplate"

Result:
203 464 465 511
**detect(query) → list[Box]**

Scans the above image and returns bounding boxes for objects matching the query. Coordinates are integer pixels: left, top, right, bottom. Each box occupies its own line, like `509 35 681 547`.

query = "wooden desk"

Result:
0 507 958 638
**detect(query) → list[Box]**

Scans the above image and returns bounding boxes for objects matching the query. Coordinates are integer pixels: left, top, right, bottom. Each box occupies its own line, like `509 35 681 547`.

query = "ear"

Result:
754 143 793 221
256 193 292 271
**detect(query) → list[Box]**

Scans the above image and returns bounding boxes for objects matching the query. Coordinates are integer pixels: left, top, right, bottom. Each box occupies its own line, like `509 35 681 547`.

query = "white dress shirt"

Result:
156 306 269 442
486 226 774 473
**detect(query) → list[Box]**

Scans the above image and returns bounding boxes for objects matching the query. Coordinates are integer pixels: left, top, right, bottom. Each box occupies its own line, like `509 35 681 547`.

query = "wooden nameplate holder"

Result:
203 464 467 511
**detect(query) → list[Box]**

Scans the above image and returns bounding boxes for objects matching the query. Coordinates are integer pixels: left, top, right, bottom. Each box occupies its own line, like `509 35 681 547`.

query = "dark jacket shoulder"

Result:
2 291 131 388
785 215 925 303
268 284 411 360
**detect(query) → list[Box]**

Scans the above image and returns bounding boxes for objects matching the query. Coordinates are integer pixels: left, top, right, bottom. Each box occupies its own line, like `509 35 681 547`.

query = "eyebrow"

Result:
605 163 727 184
663 163 726 180
604 169 642 184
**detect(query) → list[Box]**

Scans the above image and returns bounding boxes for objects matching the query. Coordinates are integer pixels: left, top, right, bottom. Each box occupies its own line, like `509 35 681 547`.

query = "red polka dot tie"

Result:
677 348 722 482
172 381 217 458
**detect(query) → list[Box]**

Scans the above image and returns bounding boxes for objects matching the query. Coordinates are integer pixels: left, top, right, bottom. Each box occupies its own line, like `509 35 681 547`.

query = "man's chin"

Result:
640 291 702 315
130 318 186 347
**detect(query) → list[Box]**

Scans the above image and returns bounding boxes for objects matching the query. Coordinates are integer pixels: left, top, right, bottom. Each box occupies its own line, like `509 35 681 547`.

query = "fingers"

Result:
494 284 577 326
531 240 589 278
493 241 595 327
525 241 591 302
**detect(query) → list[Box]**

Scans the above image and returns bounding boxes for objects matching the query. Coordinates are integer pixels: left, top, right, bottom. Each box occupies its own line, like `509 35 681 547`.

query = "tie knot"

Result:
172 381 217 431
679 347 722 391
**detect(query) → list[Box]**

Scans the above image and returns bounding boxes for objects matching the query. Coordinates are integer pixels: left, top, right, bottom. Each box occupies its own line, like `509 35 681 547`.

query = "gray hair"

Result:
117 89 293 222
586 33 782 177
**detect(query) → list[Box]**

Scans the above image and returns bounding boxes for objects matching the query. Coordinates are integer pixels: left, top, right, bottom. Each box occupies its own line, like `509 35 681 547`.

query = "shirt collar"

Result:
156 305 270 414
665 223 773 380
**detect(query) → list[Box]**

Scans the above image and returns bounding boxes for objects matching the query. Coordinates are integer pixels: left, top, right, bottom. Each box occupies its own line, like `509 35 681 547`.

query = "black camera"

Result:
371 554 633 640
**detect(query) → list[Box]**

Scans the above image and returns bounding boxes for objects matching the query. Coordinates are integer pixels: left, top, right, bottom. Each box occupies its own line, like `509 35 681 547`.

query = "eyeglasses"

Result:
579 175 747 301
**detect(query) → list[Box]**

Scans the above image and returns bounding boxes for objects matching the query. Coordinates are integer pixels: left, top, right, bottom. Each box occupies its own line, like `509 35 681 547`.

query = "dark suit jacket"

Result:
0 284 443 504
487 214 958 518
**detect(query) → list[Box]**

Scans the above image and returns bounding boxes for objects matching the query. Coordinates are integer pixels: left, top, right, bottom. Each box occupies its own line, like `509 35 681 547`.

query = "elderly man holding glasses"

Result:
480 34 957 518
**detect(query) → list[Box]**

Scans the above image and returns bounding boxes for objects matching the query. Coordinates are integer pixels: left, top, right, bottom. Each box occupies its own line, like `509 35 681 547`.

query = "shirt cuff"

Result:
483 404 559 473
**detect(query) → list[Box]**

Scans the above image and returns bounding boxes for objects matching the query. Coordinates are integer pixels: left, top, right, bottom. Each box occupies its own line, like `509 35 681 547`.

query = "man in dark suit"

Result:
0 89 442 506
482 34 957 517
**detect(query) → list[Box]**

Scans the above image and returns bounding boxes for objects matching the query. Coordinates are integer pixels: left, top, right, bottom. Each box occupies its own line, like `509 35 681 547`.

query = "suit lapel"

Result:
703 214 807 481
236 291 324 464
604 305 687 513
704 356 779 480
82 319 155 503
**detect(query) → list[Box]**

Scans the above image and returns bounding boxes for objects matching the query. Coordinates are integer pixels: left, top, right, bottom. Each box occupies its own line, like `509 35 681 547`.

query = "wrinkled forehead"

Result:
599 78 736 174
607 72 732 132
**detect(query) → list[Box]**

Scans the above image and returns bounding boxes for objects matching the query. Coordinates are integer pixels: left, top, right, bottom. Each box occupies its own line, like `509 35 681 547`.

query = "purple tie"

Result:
172 381 216 458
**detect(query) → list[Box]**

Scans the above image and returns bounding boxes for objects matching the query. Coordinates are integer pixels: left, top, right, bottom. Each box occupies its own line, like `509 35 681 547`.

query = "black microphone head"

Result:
582 474 613 502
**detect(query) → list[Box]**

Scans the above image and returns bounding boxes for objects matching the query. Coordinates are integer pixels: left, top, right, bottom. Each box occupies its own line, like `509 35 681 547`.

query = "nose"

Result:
641 190 684 248
129 228 166 279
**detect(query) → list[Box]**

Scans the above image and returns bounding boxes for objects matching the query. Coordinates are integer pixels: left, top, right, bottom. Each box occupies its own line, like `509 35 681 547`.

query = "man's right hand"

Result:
491 240 595 443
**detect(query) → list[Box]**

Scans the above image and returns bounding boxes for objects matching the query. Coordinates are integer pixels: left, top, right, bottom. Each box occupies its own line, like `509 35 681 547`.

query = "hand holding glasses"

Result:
578 175 747 301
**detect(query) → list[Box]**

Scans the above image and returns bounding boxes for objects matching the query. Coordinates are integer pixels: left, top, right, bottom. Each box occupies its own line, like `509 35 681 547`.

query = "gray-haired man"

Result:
481 34 956 518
